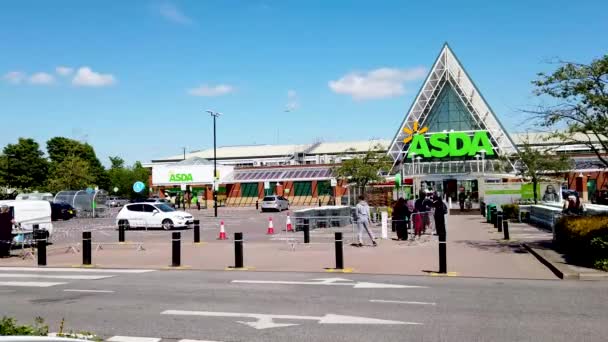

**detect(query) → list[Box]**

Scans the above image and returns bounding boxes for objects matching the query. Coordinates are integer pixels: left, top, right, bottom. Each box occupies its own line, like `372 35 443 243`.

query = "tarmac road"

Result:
1 268 607 342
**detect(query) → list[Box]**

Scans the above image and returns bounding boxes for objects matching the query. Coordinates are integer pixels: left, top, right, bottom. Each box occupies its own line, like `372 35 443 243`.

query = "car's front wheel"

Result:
162 219 174 230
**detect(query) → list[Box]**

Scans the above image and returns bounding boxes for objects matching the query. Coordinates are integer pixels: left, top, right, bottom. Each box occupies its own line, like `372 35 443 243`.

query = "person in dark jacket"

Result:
0 205 15 258
392 198 410 241
432 193 447 238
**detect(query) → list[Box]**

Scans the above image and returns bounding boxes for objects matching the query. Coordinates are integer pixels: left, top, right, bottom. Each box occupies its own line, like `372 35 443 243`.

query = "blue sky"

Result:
1 0 607 166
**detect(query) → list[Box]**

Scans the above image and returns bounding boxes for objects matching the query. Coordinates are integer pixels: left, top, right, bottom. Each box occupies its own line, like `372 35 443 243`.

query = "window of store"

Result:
293 181 312 196
241 183 258 197
317 180 332 196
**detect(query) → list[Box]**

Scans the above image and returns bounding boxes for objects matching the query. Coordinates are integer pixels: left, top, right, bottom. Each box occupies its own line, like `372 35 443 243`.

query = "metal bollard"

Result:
318 199 322 207
82 231 92 265
335 232 343 270
255 200 259 210
303 224 310 244
172 232 181 267
503 220 510 240
193 219 200 243
438 233 447 274
497 214 503 232
234 232 244 268
34 228 46 266
480 202 486 217
491 209 498 228
118 221 125 243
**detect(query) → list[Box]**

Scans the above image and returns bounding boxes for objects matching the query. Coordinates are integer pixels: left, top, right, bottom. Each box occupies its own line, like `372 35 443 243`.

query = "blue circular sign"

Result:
133 181 145 193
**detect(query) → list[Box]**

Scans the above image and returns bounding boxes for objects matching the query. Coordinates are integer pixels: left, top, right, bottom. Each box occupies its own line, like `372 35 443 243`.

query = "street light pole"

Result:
206 110 222 217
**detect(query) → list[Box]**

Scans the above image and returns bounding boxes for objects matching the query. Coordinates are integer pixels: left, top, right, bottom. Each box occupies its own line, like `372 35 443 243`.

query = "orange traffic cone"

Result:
286 213 293 232
266 217 275 235
218 220 227 240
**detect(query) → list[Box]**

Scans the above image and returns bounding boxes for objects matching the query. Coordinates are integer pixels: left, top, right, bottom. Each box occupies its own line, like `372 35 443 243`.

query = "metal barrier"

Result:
279 215 363 250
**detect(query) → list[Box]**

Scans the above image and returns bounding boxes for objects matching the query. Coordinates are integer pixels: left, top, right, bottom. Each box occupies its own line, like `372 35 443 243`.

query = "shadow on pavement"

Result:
453 240 529 254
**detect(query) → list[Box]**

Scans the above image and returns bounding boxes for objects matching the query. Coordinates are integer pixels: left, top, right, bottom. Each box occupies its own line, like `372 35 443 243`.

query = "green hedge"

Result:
554 215 608 271
501 204 519 220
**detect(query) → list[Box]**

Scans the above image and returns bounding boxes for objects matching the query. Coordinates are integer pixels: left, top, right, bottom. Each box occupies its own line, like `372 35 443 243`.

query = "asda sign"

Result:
169 173 194 182
406 131 495 159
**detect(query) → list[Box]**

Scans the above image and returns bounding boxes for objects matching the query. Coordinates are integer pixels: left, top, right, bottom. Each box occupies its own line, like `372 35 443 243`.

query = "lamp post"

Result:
480 150 486 175
410 152 416 198
416 156 422 175
475 154 480 173
206 110 222 217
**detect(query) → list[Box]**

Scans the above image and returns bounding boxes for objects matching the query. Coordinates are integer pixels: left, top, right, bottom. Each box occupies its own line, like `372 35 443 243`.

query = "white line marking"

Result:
0 267 154 273
162 310 419 330
64 289 115 293
370 299 436 305
231 279 425 289
0 273 114 280
107 336 161 342
0 281 67 287
179 340 224 342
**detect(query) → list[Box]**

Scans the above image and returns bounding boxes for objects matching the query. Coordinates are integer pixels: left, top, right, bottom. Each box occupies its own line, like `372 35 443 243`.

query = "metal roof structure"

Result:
387 43 518 170
223 167 333 183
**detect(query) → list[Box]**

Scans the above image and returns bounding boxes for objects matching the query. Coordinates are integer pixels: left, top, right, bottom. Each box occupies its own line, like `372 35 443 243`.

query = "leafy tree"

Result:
512 139 572 204
109 156 125 169
46 155 95 193
530 55 608 166
0 138 48 190
334 143 392 192
107 159 150 198
46 137 109 190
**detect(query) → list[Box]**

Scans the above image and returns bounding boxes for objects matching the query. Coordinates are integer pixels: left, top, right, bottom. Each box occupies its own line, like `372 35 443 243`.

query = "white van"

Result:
15 192 54 201
0 200 53 242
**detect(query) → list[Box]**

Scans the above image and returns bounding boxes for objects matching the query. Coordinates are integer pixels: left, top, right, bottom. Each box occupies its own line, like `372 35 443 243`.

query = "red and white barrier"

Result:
286 213 293 232
267 217 275 235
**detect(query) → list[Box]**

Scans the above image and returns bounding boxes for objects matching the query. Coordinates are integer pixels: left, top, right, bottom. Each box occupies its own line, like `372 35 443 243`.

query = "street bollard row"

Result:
486 206 510 241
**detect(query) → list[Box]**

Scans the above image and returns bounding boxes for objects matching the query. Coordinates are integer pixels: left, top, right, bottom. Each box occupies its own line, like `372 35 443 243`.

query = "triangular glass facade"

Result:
424 84 479 132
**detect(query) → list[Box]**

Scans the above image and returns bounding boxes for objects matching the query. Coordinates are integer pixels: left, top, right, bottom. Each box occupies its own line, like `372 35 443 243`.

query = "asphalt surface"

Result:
1 268 607 341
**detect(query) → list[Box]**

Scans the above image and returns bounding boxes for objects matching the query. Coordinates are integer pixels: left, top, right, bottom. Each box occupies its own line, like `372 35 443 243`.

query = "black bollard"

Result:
118 221 125 243
193 219 200 244
172 232 181 267
82 231 92 265
256 200 259 210
438 234 447 274
303 224 310 244
497 214 503 232
480 202 486 217
318 199 322 207
491 209 497 228
335 232 343 270
234 232 244 268
34 228 46 266
503 220 510 240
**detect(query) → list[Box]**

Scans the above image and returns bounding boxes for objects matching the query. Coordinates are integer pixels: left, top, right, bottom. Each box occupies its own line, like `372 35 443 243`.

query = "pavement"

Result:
0 268 607 342
2 208 558 279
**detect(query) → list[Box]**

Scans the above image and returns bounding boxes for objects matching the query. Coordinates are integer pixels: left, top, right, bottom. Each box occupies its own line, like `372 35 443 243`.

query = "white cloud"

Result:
328 67 427 100
72 67 116 87
285 89 299 111
3 71 25 84
28 72 55 85
188 84 234 97
158 2 193 25
56 66 73 76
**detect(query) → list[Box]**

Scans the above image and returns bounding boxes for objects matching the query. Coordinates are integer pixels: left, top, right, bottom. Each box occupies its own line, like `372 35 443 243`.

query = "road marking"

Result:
0 281 67 287
179 339 224 342
161 310 419 330
0 267 154 273
0 273 113 280
107 336 161 342
64 289 115 293
231 278 426 289
370 299 436 306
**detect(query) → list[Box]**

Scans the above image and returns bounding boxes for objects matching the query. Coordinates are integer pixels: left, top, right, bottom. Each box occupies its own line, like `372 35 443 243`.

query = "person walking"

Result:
392 197 410 241
355 195 377 247
458 189 466 212
0 205 15 258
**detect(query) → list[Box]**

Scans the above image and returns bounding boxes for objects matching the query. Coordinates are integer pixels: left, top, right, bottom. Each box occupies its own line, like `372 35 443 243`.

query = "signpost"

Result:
133 181 145 193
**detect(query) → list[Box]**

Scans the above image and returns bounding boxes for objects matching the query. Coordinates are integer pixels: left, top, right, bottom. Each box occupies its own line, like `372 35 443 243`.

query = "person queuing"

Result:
432 193 447 238
392 197 410 241
355 195 377 247
413 192 431 238
0 205 15 258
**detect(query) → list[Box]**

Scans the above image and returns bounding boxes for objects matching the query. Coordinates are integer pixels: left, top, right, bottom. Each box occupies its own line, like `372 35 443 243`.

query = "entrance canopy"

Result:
223 166 333 183
388 43 517 174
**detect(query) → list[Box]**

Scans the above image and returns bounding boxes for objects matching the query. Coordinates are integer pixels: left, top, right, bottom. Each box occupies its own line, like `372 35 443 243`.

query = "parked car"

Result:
130 197 174 207
106 196 128 207
562 190 579 200
50 202 76 221
116 203 193 230
260 195 289 212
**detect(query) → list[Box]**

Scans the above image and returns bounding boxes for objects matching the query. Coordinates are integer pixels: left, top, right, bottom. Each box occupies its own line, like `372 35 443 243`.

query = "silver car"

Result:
261 195 289 212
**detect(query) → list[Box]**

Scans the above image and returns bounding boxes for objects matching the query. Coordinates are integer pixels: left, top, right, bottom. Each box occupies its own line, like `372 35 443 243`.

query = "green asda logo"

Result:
169 173 193 182
407 131 495 159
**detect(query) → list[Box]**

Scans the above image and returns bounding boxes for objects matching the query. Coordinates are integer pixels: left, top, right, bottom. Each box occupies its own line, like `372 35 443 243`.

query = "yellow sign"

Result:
402 121 428 144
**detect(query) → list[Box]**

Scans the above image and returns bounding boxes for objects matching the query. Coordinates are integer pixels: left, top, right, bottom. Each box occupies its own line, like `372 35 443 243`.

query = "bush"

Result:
0 316 48 336
501 204 520 220
554 215 608 269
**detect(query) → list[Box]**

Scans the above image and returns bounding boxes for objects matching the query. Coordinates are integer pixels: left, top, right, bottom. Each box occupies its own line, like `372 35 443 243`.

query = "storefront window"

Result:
241 183 258 197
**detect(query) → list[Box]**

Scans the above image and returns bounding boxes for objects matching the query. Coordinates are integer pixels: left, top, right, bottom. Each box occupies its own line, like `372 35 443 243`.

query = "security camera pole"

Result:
206 110 222 217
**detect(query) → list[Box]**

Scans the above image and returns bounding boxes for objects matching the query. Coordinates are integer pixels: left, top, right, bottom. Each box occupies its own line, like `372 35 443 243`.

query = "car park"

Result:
50 202 76 221
0 200 54 241
260 195 289 212
116 203 193 230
